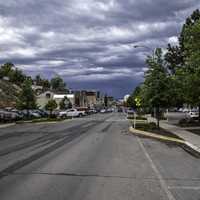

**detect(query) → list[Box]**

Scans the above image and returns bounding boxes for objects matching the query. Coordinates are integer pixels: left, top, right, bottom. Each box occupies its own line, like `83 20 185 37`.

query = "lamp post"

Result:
133 45 156 59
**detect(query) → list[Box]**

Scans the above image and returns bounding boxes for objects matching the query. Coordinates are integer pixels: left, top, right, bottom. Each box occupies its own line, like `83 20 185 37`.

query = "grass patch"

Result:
134 122 182 140
16 117 64 124
178 118 200 127
31 118 64 123
127 116 147 120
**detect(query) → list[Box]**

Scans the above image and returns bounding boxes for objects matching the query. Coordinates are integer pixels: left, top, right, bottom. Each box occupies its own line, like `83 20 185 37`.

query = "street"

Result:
0 112 200 200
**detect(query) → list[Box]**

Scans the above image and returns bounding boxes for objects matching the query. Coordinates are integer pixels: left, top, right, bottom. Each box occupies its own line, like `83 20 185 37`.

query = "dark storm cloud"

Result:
0 0 199 98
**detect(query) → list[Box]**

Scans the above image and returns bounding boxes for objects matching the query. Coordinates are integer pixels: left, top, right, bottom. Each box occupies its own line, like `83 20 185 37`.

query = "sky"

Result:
0 0 200 98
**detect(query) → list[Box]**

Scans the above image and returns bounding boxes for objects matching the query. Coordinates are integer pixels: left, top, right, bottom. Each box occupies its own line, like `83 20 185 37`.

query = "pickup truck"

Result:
59 109 86 118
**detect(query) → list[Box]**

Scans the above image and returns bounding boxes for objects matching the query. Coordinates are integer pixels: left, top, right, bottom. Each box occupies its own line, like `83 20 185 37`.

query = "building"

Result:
73 90 100 108
36 91 75 109
36 91 54 109
36 89 104 110
31 85 43 95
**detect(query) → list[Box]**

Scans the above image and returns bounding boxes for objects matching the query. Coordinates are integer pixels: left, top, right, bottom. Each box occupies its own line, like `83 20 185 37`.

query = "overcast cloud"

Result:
0 0 199 98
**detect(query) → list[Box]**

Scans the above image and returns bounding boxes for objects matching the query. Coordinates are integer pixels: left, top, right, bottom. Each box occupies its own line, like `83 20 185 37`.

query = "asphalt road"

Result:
0 112 200 200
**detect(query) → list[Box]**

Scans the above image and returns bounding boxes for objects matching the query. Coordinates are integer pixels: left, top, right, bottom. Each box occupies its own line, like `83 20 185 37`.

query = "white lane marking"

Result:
137 137 176 200
168 186 200 190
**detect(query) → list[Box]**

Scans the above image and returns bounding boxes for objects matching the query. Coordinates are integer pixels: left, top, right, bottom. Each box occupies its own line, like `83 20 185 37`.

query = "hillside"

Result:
0 79 21 108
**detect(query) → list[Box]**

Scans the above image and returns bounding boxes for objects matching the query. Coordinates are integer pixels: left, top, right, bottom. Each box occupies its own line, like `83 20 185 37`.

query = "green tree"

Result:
16 80 37 115
0 62 14 78
50 75 67 92
35 75 42 86
127 86 142 109
9 68 26 85
164 10 200 111
104 94 108 107
165 44 184 74
181 14 200 120
45 100 57 117
41 79 51 89
59 96 70 110
144 48 171 128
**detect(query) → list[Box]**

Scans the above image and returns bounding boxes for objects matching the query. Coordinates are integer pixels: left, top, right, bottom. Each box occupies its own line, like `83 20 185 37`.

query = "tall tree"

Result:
144 48 171 128
35 75 42 86
165 9 200 115
0 62 14 77
59 96 70 110
165 44 184 74
9 68 26 85
50 75 67 92
181 11 200 120
16 80 37 115
41 79 51 89
45 100 57 117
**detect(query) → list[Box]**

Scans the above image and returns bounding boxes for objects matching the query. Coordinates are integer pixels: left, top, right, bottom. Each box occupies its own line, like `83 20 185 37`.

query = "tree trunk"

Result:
156 106 160 129
198 104 200 123
27 109 30 119
50 110 52 118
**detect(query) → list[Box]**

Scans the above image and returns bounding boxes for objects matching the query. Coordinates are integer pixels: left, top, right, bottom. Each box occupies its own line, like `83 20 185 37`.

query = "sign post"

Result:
134 112 136 129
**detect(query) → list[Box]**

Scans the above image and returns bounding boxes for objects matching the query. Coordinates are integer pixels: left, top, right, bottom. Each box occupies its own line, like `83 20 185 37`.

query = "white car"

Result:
59 109 85 118
188 111 199 119
100 109 106 113
182 108 189 113
67 109 85 117
58 110 68 118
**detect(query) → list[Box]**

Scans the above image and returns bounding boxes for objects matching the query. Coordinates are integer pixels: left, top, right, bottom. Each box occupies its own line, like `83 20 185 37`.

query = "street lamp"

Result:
133 45 156 59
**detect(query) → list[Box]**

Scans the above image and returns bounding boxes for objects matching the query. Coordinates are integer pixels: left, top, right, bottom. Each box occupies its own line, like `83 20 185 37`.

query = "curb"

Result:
129 127 185 144
16 120 63 125
129 126 200 157
0 123 16 129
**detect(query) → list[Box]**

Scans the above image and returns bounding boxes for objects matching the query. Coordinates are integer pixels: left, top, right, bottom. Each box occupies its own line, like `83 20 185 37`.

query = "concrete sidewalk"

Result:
160 121 200 154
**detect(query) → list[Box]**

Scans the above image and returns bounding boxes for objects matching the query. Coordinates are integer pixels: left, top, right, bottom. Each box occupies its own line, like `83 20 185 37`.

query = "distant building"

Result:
36 91 54 109
36 91 75 109
107 96 115 107
31 85 43 95
73 90 101 108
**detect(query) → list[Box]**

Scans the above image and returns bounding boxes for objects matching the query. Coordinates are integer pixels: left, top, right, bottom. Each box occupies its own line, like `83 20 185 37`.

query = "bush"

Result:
178 118 200 127
135 122 157 131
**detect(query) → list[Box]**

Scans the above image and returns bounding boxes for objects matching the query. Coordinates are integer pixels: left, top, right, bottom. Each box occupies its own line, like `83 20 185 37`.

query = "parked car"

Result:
0 109 21 122
67 109 86 117
182 108 189 113
59 109 86 118
100 109 106 113
76 107 89 115
88 109 97 114
187 111 199 119
58 110 68 118
107 108 113 113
